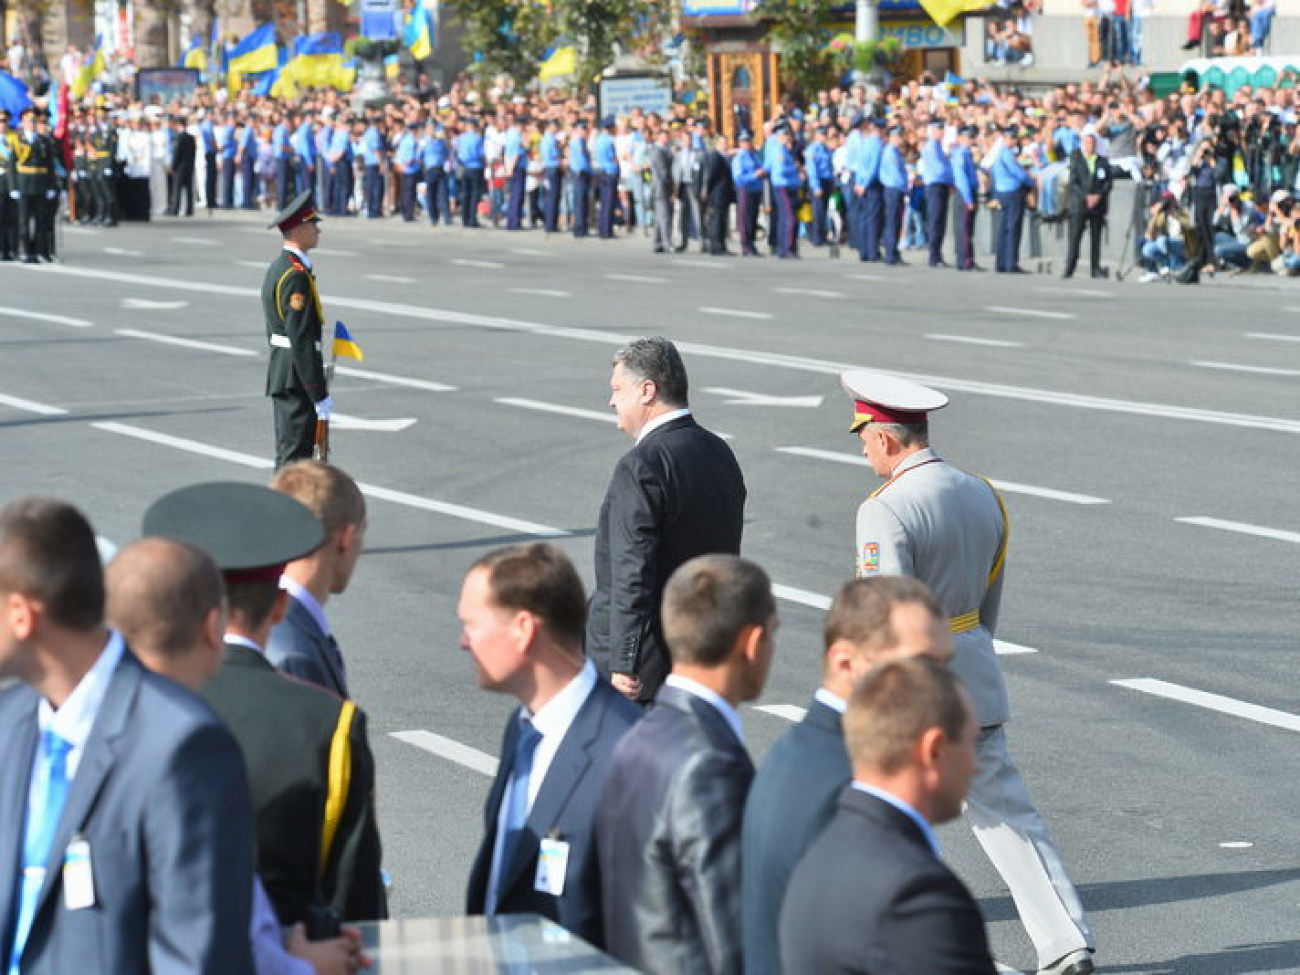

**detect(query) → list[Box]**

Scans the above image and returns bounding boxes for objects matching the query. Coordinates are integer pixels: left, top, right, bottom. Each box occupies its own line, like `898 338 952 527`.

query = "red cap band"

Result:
278 207 319 234
853 400 926 426
222 564 286 586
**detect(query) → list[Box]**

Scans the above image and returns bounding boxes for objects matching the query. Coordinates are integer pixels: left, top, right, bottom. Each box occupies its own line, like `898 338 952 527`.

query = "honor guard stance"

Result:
264 191 331 469
0 112 17 261
841 370 1096 975
13 107 55 263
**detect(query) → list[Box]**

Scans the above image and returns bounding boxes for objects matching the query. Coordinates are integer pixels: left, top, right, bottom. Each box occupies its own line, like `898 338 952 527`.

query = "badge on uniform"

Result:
534 832 569 897
858 542 880 575
62 834 95 911
289 293 305 311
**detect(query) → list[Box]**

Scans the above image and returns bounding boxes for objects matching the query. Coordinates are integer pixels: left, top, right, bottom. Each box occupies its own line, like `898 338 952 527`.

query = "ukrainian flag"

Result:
333 322 364 362
180 35 207 71
284 31 345 88
71 36 105 99
229 22 279 78
539 45 577 82
403 0 435 62
917 0 993 28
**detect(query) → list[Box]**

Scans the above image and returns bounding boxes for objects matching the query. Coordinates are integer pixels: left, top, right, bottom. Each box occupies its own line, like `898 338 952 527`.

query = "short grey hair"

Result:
612 337 689 407
876 420 929 448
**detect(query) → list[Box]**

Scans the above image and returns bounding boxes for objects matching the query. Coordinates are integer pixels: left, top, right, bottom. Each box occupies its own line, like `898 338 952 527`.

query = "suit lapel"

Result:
290 598 347 696
0 692 40 936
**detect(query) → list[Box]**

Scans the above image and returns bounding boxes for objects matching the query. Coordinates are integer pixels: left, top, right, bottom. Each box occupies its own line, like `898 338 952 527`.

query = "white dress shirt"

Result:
282 243 313 270
636 407 691 444
664 673 745 745
34 629 126 780
280 576 331 636
813 687 847 714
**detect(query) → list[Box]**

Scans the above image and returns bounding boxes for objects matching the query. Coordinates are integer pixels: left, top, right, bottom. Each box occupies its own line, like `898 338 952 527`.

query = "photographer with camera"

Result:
1211 184 1260 271
1243 188 1293 271
1139 190 1200 283
1188 137 1220 274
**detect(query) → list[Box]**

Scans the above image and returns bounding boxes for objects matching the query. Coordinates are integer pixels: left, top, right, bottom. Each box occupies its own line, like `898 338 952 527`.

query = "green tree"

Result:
758 0 841 101
444 0 556 89
549 0 672 87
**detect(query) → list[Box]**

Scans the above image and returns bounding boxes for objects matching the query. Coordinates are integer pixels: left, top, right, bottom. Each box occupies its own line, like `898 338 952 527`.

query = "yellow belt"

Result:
950 610 981 634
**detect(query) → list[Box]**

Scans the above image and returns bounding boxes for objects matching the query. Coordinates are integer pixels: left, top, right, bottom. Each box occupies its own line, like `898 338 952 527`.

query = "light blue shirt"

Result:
504 127 523 168
731 148 764 191
567 133 590 173
852 782 942 858
991 143 1034 193
540 131 560 168
805 141 833 182
593 131 618 174
767 140 799 188
32 630 125 782
952 144 979 206
880 143 907 190
291 124 315 165
360 126 382 166
456 130 485 168
421 132 448 169
854 132 882 187
394 130 418 173
920 136 954 186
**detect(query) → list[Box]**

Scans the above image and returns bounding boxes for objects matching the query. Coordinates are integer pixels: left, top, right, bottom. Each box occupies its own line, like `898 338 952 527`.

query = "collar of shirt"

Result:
892 446 939 476
523 659 598 808
225 633 266 655
636 407 691 444
283 243 313 270
280 575 331 637
851 781 942 858
665 673 745 745
37 629 126 780
813 687 846 714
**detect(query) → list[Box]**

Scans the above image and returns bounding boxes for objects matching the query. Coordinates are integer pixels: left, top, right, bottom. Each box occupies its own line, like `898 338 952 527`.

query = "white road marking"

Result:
94 421 272 468
235 260 265 268
313 247 359 258
170 235 216 246
496 397 615 424
1032 286 1112 298
993 641 1039 655
699 306 774 321
121 298 190 311
333 365 456 392
996 966 1025 975
1176 516 1300 545
510 287 570 298
674 258 719 269
510 247 546 256
390 730 498 776
1245 332 1300 343
103 246 144 257
0 306 93 329
775 448 1108 505
704 387 823 408
114 328 259 357
452 258 504 269
1284 307 1300 314
34 263 1300 435
986 306 1077 320
927 334 1024 348
1219 841 1254 849
1191 360 1300 378
0 392 67 415
607 273 667 284
367 273 417 284
845 273 886 282
331 413 418 432
753 704 808 722
774 287 845 299
1112 678 1300 734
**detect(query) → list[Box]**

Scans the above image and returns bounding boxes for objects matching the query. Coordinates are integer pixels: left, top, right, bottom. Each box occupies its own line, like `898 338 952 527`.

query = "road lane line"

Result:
699 306 774 320
235 260 264 268
1191 360 1300 378
1176 516 1300 545
607 273 667 284
115 328 259 357
103 246 144 257
496 397 615 424
1245 332 1300 343
674 259 718 269
986 306 1077 320
1032 286 1112 298
33 264 1300 435
510 288 570 298
314 247 359 258
753 704 808 722
390 731 498 776
510 247 546 256
334 365 456 393
367 273 416 284
845 273 886 282
0 393 68 415
93 421 272 468
927 334 1024 348
171 235 217 246
452 258 505 269
774 287 845 299
0 306 93 329
1112 679 1300 734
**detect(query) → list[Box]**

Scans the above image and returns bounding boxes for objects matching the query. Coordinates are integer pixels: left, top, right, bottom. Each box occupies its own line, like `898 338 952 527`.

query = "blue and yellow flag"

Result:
229 22 279 78
180 35 207 71
403 0 436 61
539 45 576 82
333 322 364 362
917 0 992 28
71 36 105 100
285 31 345 88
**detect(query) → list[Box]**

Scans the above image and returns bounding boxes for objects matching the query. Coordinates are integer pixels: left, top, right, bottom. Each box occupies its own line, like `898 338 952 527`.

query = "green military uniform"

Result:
13 114 54 262
88 115 117 225
0 124 16 260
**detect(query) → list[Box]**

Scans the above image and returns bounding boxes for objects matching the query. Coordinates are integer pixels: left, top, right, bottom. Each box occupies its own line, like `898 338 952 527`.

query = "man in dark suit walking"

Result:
1063 129 1112 279
700 134 735 255
587 337 746 703
779 657 996 975
0 497 255 974
741 576 951 975
596 555 777 975
267 460 367 698
461 543 639 946
166 115 196 217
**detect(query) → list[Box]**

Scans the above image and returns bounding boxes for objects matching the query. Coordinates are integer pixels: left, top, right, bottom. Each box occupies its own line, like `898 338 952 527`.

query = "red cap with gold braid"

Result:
840 369 949 433
269 189 322 235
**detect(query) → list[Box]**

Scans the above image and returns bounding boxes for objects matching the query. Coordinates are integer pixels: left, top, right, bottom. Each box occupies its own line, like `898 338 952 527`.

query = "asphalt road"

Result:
1 212 1298 974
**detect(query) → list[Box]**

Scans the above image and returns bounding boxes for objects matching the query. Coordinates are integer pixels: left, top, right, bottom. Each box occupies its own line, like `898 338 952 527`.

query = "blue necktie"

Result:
490 715 542 915
8 731 72 975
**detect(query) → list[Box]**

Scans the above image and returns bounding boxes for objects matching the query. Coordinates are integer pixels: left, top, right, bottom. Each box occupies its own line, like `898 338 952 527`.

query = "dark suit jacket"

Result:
466 676 640 946
266 593 349 698
586 415 746 701
596 685 753 975
0 648 255 974
1066 149 1111 214
779 787 997 975
171 130 196 173
202 642 385 924
702 148 735 206
741 697 850 975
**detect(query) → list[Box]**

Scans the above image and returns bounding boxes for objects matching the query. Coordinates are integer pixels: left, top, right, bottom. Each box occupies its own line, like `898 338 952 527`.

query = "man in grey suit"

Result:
596 555 777 975
647 126 675 254
741 576 952 975
843 369 1095 975
267 460 367 698
461 543 640 946
779 657 996 974
0 497 255 974
587 337 746 703
672 124 704 251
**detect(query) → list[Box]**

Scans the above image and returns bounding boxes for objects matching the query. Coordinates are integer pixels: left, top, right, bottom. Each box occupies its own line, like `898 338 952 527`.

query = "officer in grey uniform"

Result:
842 369 1095 975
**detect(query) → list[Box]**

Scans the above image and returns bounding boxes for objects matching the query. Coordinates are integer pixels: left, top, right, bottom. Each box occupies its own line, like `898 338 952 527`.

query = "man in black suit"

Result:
780 657 996 975
1063 130 1112 279
587 337 746 703
741 576 951 975
166 115 196 217
143 481 387 927
700 134 734 255
461 543 639 946
596 555 777 975
267 460 367 698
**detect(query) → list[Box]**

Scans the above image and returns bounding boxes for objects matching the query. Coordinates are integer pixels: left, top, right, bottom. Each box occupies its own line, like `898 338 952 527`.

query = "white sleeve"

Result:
854 498 913 579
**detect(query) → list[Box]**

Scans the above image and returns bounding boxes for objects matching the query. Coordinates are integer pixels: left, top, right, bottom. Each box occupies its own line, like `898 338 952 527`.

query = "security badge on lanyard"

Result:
63 833 96 911
534 830 569 897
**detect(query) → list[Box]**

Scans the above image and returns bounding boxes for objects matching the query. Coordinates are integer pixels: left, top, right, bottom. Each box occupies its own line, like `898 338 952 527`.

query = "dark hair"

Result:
106 538 224 657
844 657 968 774
0 497 104 630
613 337 689 407
824 577 943 653
471 542 587 647
224 578 280 631
662 555 775 667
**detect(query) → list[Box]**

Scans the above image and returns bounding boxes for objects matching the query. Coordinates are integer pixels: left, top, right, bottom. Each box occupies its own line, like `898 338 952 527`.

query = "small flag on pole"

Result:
333 322 364 361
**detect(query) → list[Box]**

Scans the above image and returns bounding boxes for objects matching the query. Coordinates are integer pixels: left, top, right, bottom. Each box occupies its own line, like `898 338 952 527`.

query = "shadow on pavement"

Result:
364 529 596 556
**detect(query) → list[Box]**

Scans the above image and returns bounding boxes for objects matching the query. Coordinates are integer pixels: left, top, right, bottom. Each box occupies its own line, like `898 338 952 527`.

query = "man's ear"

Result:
269 588 290 626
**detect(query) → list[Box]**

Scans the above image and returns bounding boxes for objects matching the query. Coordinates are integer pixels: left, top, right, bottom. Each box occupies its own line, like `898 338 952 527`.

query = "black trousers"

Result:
0 194 17 258
204 152 217 210
703 195 728 253
1065 207 1105 275
17 191 43 257
925 183 950 265
461 166 485 227
272 390 316 469
170 164 195 215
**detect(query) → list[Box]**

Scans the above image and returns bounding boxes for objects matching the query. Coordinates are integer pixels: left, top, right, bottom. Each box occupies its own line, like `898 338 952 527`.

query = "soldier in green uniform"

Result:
87 107 117 226
13 107 54 263
0 111 16 261
143 480 387 926
263 190 330 469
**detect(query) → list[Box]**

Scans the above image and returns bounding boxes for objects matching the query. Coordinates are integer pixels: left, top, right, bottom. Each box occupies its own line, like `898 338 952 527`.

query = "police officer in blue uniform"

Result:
767 124 800 259
731 130 765 257
991 126 1035 273
919 118 954 267
272 111 295 210
880 125 908 266
327 115 353 217
539 118 562 233
503 114 527 231
952 125 982 271
854 117 884 261
568 118 592 238
359 115 385 218
291 114 316 198
804 125 834 247
421 120 450 225
456 116 486 227
393 122 420 222
593 116 619 239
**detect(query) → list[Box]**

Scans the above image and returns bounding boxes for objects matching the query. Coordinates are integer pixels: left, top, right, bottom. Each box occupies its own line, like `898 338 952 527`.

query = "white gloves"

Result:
314 396 334 420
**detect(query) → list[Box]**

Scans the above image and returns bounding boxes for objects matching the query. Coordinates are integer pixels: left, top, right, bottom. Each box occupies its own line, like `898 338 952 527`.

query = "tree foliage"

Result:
758 0 841 100
444 0 556 90
550 0 672 87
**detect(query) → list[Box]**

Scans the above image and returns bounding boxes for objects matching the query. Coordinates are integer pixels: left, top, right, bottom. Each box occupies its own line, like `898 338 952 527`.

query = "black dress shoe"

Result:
1062 271 1074 279
1009 266 1029 274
